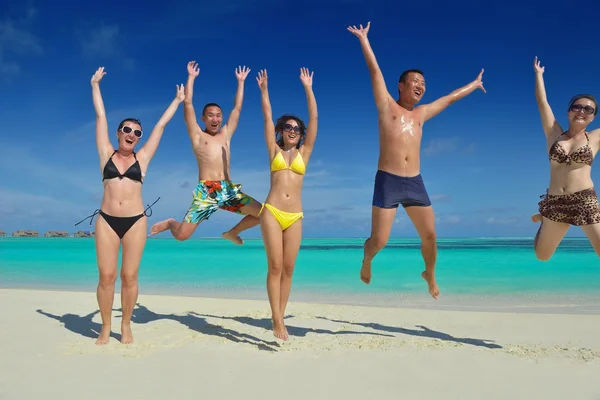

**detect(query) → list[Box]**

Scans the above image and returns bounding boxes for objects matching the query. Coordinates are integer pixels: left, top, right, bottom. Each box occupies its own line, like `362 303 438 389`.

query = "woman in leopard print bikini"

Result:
531 56 600 259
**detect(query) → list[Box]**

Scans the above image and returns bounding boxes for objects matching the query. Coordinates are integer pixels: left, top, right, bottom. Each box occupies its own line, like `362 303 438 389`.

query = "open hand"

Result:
533 56 545 74
175 84 185 102
347 21 370 39
91 67 106 86
256 69 268 90
235 65 251 81
474 69 486 93
187 61 200 77
299 67 314 87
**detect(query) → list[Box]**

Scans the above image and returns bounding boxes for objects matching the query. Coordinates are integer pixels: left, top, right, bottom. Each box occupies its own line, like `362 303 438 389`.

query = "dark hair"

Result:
398 69 424 83
275 114 306 149
568 94 598 116
202 103 222 116
118 118 142 131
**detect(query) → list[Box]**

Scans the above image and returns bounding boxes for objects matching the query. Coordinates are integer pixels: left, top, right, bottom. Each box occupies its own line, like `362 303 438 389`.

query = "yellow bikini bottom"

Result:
259 203 304 231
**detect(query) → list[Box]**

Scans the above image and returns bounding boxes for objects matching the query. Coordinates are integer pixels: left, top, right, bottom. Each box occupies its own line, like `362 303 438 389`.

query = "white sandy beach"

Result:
1 288 599 399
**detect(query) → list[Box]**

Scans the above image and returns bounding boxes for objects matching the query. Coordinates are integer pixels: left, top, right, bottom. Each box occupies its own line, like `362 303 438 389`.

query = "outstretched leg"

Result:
361 206 397 284
580 223 600 257
280 218 303 338
222 198 262 244
260 208 286 340
405 205 439 299
119 216 148 344
94 216 121 345
533 216 570 261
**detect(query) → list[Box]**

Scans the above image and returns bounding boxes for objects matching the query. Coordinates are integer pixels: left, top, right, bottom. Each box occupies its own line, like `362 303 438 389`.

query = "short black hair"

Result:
398 69 424 83
118 118 142 131
275 114 306 149
568 94 598 116
202 103 222 116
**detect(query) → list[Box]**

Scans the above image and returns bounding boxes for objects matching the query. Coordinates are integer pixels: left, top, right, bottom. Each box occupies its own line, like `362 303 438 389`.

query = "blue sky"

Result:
1 0 599 238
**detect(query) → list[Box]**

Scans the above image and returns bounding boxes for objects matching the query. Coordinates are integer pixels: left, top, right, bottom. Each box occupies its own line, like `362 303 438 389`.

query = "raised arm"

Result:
91 67 113 161
137 84 185 164
256 69 277 157
533 57 561 138
225 65 251 139
183 61 201 138
419 69 486 122
299 67 318 156
348 22 392 112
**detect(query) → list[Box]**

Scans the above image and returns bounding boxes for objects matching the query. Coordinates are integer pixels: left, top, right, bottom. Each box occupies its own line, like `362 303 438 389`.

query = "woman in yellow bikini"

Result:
256 67 318 340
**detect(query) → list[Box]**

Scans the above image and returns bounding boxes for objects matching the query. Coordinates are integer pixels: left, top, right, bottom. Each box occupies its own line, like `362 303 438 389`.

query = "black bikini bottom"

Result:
75 197 160 240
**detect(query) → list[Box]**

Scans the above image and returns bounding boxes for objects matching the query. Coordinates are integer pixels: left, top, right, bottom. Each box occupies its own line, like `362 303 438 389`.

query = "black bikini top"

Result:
102 151 143 184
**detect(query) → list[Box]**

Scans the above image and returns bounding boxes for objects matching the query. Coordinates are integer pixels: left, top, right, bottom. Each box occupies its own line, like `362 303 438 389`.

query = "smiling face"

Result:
275 115 306 149
568 95 597 129
116 119 143 151
201 104 223 135
398 69 426 106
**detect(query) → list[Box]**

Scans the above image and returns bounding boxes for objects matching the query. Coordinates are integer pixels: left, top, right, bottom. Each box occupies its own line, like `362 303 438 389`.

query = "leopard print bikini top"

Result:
549 131 594 166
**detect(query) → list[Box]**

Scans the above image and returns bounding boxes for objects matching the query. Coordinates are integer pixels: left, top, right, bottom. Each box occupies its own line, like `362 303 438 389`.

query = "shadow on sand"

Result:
36 308 122 342
130 304 280 352
193 313 395 339
314 316 503 349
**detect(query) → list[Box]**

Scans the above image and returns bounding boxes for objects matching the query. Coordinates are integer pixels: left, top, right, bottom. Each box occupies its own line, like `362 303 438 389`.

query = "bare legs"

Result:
222 200 262 244
119 218 148 343
150 199 262 244
360 205 440 299
260 208 302 341
532 215 600 259
532 216 570 260
94 215 147 345
95 217 120 345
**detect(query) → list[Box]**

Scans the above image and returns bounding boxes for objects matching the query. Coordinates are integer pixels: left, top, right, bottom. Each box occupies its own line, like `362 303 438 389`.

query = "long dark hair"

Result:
275 114 306 149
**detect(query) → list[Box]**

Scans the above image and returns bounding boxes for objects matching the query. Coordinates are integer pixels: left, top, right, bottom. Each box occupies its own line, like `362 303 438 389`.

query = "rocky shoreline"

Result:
1 230 95 238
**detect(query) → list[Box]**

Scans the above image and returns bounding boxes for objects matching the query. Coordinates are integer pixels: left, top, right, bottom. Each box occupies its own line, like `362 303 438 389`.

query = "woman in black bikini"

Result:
86 67 184 344
531 57 600 259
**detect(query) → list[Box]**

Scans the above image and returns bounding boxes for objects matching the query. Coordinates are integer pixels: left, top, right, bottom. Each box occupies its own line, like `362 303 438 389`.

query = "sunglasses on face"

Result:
570 104 596 115
120 126 143 138
283 124 301 134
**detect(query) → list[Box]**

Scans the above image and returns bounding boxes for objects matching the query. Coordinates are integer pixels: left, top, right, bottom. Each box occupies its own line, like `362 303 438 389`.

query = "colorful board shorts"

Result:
183 180 252 224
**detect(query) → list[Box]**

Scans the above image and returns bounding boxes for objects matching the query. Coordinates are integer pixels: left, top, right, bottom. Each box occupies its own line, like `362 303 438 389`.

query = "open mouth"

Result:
414 89 422 96
125 137 134 144
211 123 219 129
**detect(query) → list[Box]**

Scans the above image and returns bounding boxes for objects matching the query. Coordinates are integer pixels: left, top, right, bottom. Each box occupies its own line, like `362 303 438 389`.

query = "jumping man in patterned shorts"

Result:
150 61 262 244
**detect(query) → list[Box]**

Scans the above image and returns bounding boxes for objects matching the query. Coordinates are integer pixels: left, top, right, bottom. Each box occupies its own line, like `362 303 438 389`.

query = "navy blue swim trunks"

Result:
372 170 431 208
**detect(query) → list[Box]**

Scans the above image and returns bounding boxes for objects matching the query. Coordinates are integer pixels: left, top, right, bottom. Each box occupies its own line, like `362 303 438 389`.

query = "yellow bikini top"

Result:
270 150 306 175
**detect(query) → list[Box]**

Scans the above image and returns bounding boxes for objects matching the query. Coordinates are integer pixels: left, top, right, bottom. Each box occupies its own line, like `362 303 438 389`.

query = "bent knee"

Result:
534 247 553 262
174 230 193 241
368 236 388 251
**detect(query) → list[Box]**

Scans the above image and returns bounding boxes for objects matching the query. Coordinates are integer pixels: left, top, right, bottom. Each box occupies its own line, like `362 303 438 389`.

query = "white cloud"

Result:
486 216 518 225
0 6 43 78
78 23 134 70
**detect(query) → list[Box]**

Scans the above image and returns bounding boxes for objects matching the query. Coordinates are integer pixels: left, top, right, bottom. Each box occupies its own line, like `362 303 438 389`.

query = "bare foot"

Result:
222 231 243 245
360 259 372 284
421 271 440 299
272 318 288 341
121 323 133 344
150 218 175 235
531 213 542 223
95 325 111 345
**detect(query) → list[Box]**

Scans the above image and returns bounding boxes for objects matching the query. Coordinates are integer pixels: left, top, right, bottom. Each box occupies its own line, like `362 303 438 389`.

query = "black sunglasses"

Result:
283 123 301 133
570 104 596 115
120 126 143 138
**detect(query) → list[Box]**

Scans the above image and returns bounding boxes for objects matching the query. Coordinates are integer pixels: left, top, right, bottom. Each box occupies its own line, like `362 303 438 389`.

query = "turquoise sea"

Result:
1 237 598 310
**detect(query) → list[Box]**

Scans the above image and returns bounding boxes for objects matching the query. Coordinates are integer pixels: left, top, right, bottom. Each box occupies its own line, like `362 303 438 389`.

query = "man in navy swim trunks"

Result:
348 22 486 298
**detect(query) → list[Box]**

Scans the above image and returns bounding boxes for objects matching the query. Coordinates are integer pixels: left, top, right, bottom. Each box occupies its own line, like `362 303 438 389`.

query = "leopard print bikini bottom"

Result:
538 187 600 226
